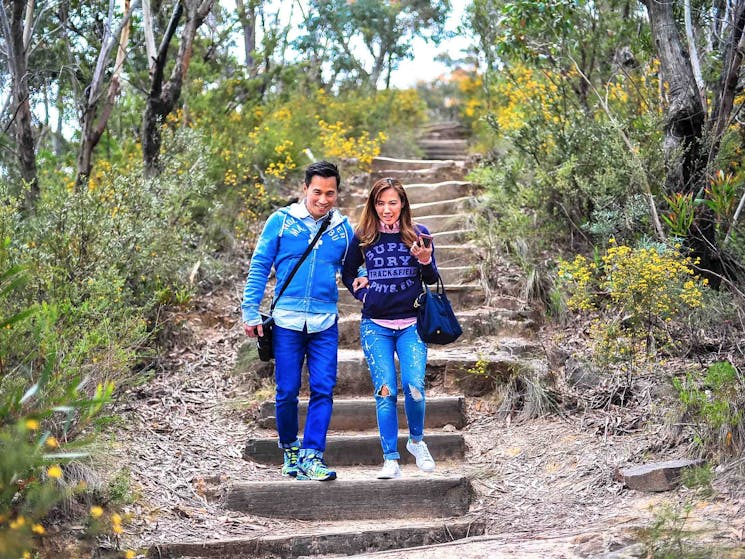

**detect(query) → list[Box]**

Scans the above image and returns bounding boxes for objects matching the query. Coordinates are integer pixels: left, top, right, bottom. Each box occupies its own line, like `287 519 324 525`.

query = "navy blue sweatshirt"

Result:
341 226 438 320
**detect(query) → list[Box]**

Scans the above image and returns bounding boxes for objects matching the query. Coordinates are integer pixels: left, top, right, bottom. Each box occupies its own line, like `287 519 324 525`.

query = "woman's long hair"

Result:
356 177 419 247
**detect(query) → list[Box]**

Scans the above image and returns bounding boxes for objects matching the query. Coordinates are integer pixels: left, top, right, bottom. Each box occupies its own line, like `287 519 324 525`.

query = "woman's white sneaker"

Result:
377 459 402 479
406 439 435 472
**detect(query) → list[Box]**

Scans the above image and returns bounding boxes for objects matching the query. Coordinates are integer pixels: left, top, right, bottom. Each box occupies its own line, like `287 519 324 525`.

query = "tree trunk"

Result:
236 0 257 76
643 0 725 286
1 0 39 210
75 0 136 188
142 0 214 177
643 0 706 194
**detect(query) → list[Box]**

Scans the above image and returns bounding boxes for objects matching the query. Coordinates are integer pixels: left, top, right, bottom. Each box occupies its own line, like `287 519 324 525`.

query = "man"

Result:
242 161 355 481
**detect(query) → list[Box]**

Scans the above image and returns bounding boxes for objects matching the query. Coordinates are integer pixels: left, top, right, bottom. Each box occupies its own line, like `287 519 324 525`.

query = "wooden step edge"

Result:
225 476 473 520
258 396 466 431
244 432 466 466
146 518 486 558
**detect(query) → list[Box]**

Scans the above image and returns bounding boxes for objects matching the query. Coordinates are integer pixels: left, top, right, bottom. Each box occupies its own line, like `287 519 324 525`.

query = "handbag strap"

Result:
414 271 445 308
421 271 445 294
270 210 333 313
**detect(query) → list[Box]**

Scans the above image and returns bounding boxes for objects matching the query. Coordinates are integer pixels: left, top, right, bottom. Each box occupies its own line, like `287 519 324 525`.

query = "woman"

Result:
342 177 438 479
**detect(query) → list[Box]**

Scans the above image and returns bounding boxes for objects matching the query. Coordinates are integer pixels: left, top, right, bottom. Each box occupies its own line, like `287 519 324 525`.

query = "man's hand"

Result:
244 322 263 338
352 276 369 291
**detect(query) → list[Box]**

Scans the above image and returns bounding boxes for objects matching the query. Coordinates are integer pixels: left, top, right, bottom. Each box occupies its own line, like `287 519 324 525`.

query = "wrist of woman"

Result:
417 257 432 265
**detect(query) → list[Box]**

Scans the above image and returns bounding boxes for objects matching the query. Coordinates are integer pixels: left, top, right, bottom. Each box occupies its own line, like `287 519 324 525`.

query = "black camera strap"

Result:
269 210 333 313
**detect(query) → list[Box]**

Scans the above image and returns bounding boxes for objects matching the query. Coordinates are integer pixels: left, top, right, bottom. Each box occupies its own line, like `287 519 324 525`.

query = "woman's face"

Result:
375 187 402 226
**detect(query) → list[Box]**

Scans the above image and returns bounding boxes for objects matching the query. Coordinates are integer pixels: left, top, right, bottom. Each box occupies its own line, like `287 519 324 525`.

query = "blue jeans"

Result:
273 322 338 453
360 319 427 460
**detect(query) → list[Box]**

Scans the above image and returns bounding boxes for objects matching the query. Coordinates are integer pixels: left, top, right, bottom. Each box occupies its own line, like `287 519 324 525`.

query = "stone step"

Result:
414 213 472 234
146 518 485 558
418 139 468 150
421 151 468 161
412 196 476 218
371 156 468 173
418 148 469 157
328 343 542 396
244 432 465 466
370 164 469 185
432 228 475 244
418 121 469 139
258 396 466 430
405 181 478 204
433 244 479 266
337 306 535 348
225 476 472 520
419 151 469 161
438 265 481 285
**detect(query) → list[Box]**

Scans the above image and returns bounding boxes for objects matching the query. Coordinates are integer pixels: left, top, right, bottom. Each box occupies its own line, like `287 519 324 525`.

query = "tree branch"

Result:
569 55 666 242
684 0 706 111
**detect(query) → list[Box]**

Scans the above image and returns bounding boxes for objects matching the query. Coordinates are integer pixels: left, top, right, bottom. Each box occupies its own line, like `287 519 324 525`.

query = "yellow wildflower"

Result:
90 505 104 519
112 512 123 534
25 419 39 430
46 465 63 479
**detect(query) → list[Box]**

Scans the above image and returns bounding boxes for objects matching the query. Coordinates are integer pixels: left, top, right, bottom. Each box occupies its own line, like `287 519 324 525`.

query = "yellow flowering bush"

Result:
600 241 706 321
558 240 706 319
318 119 386 172
557 240 708 361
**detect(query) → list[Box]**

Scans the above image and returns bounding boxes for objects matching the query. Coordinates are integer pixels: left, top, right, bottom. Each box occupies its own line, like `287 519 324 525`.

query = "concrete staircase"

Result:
147 124 541 558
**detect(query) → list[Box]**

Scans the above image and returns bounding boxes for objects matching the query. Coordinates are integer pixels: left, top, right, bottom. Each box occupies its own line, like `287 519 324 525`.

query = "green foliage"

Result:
297 0 450 89
662 192 696 238
106 468 137 506
184 86 427 247
673 361 744 458
0 262 115 559
639 501 709 559
681 464 714 497
0 126 216 422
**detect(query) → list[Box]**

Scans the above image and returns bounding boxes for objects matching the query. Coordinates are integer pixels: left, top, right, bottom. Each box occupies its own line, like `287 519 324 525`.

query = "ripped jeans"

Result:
360 318 427 460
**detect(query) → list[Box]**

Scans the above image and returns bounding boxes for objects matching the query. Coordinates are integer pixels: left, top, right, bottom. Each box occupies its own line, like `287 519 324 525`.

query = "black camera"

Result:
256 314 275 362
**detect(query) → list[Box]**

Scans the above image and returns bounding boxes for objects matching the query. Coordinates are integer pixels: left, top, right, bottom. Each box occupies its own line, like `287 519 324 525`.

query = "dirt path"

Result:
107 274 745 558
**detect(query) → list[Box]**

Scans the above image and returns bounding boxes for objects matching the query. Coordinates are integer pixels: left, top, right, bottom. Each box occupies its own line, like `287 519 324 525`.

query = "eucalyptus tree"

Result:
295 0 451 90
0 0 42 209
75 0 140 188
140 0 215 176
235 0 259 76
641 0 745 284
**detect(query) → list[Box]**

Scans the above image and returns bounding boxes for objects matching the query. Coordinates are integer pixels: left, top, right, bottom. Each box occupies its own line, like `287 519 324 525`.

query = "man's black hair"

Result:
305 160 341 191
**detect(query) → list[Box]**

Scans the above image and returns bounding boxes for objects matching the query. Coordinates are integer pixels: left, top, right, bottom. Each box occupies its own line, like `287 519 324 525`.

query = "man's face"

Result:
303 175 339 220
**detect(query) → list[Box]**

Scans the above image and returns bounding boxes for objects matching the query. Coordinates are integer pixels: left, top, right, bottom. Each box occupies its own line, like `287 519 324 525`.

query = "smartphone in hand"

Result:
419 234 433 248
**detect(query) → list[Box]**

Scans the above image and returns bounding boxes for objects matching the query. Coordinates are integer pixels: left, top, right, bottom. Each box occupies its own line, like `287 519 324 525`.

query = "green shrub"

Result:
0 263 116 559
673 361 744 459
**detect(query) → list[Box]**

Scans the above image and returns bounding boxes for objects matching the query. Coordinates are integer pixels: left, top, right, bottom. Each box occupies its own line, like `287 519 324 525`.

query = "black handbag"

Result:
414 273 463 345
255 212 333 361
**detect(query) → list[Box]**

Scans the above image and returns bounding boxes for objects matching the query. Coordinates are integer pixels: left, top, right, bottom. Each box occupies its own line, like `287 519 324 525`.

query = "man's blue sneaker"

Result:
297 453 337 481
282 444 301 477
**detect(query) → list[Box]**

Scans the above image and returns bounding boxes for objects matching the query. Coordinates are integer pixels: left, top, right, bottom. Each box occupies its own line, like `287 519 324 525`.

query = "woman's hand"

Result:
352 276 369 291
410 236 433 264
